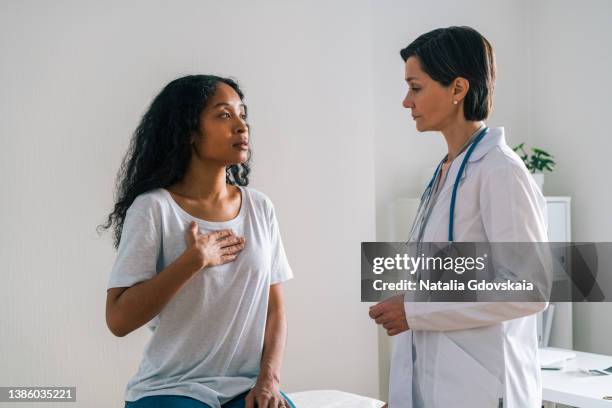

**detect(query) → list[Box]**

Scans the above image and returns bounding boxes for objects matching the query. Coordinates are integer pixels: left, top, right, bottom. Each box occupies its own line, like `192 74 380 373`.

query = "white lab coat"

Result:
389 127 549 408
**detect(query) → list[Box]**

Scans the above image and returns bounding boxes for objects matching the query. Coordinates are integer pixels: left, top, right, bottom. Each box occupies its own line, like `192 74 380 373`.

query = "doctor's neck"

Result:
440 120 485 163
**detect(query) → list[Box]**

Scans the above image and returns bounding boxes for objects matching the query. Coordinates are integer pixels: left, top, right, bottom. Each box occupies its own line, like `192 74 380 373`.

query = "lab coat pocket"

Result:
434 334 503 407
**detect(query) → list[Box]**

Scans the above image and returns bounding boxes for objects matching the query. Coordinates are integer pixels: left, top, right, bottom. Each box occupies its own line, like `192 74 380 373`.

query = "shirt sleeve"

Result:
267 200 293 285
107 196 162 289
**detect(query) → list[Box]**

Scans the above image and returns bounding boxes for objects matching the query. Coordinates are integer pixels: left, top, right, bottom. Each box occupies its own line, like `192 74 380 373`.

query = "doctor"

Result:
369 26 548 407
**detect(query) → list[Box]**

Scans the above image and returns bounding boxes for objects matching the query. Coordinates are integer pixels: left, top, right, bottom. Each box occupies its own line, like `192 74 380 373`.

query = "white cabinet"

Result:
546 197 571 242
544 197 573 349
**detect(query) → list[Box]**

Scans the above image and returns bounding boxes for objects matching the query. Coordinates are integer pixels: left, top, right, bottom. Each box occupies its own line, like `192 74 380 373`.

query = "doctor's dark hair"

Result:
98 74 251 249
400 26 496 121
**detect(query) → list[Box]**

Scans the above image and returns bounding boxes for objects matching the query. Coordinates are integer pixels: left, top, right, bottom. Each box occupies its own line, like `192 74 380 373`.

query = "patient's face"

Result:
191 82 250 166
402 56 455 132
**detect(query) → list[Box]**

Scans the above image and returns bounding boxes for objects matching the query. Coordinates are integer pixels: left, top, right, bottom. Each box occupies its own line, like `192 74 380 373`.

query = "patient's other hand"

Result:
368 294 409 336
245 376 287 408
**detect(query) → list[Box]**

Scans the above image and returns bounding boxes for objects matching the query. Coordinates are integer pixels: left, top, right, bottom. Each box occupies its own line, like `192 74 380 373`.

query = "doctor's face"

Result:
402 56 455 132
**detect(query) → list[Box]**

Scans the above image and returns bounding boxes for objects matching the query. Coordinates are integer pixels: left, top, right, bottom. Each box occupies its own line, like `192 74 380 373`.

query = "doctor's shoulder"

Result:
478 145 543 196
477 142 530 175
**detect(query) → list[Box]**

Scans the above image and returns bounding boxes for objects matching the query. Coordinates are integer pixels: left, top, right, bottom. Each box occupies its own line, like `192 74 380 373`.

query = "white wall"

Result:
2 1 611 406
0 1 378 406
528 0 612 354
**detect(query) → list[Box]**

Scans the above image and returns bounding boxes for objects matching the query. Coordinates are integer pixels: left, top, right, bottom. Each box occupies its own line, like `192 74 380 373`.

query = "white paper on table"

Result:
539 347 576 367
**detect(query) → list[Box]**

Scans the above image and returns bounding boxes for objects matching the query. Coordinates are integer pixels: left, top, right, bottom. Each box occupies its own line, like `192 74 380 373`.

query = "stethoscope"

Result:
409 126 489 243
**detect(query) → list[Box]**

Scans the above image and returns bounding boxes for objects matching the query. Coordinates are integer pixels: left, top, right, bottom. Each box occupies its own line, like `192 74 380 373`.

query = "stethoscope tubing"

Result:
411 127 490 243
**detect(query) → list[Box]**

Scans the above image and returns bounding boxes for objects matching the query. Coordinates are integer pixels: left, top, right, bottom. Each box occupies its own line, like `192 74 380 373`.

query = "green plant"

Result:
512 143 556 173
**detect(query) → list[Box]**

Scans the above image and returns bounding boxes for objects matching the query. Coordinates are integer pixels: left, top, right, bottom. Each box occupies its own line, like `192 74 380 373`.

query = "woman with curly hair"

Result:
100 75 295 408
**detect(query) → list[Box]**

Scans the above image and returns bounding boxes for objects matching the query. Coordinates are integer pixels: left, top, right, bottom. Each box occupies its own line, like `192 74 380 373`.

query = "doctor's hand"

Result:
369 294 409 336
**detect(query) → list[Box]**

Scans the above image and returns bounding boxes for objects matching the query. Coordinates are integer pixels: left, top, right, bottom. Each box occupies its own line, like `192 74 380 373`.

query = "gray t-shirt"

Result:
107 186 293 407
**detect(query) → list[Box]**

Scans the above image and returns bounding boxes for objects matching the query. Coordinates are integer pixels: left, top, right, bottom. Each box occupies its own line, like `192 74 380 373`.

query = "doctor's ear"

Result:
451 77 470 105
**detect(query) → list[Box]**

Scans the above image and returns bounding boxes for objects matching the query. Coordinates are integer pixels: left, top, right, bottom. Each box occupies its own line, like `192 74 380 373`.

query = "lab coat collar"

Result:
466 126 505 163
437 126 505 195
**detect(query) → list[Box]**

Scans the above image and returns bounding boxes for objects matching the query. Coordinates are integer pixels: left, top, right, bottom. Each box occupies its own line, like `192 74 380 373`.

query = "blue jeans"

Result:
124 390 296 408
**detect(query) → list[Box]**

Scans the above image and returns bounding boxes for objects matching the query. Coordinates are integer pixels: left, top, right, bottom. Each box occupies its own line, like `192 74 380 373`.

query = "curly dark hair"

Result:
98 75 250 249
